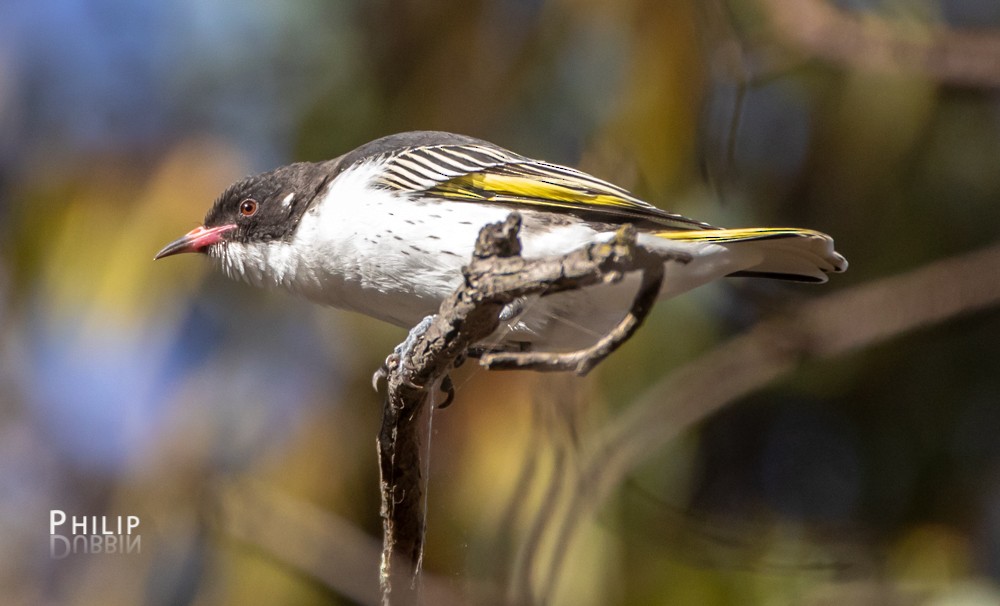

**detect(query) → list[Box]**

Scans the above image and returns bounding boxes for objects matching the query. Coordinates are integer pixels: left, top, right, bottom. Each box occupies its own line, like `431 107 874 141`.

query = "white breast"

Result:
285 161 504 325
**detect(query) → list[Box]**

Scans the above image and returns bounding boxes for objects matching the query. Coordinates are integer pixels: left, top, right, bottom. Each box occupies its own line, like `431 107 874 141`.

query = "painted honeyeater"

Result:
156 131 847 350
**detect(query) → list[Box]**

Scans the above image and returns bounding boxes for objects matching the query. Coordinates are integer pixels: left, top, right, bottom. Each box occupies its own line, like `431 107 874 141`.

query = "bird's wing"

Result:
374 143 715 231
372 142 846 281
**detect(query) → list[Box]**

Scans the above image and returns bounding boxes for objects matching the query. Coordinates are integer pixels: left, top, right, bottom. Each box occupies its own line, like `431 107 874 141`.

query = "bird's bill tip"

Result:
154 224 235 260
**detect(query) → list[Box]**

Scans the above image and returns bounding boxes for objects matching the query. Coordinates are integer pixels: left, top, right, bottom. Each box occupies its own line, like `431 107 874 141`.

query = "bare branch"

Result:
376 213 690 604
211 481 464 606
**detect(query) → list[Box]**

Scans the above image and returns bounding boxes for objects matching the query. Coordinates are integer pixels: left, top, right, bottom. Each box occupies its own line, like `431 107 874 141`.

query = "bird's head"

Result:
154 161 336 284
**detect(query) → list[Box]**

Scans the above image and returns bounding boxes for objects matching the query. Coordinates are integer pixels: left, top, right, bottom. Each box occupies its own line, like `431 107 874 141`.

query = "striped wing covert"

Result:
374 143 714 231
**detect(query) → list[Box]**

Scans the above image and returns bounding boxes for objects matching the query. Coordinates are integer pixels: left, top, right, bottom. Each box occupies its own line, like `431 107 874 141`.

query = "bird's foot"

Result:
371 314 437 391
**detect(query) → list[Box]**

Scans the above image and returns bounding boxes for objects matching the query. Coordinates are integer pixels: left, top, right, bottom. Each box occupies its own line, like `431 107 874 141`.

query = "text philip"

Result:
49 510 141 558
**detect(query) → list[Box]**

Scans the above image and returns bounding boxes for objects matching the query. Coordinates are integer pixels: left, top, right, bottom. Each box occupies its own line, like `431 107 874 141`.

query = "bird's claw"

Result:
437 374 456 409
371 352 398 391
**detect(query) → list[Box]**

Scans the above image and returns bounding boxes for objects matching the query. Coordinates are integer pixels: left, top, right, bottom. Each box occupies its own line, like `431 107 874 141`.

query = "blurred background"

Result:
2 0 1000 604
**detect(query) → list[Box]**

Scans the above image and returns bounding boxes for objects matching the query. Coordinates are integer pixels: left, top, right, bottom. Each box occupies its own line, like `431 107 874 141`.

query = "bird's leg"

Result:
372 314 438 391
499 297 527 323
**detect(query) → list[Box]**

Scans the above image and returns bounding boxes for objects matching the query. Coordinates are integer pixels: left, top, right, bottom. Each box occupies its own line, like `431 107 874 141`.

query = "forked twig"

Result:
480 260 664 374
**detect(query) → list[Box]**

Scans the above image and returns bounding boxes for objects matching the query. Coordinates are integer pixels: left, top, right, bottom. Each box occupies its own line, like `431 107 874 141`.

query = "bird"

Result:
155 131 847 351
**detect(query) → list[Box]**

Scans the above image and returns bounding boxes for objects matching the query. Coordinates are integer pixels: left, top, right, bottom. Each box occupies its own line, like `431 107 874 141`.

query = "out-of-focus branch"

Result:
377 213 690 604
760 0 1000 88
211 481 463 606
526 241 1000 603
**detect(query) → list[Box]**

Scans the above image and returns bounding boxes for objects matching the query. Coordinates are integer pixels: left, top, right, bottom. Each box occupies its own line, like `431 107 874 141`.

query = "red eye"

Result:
239 199 258 217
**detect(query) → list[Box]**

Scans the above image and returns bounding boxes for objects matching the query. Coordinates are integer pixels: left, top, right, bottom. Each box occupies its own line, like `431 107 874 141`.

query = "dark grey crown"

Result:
204 160 338 244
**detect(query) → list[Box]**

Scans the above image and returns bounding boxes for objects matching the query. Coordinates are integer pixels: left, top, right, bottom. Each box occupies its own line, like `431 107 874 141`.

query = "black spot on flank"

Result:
404 219 416 225
393 235 404 241
428 214 442 219
409 245 425 253
400 250 411 256
441 250 461 257
427 234 440 240
458 221 473 225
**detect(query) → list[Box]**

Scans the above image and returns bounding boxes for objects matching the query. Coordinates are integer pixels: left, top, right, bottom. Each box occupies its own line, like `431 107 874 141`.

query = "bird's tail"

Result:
652 227 848 283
